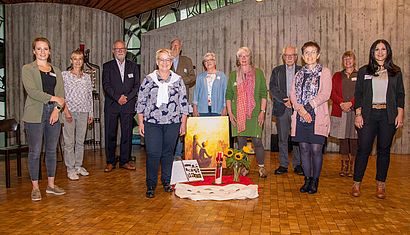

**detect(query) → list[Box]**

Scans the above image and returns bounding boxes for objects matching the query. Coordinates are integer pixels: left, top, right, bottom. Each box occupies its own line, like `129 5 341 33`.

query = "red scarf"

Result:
236 66 256 133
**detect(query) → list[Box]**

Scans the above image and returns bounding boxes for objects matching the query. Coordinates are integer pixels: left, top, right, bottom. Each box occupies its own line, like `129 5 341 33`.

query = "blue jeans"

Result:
25 104 61 181
145 122 180 188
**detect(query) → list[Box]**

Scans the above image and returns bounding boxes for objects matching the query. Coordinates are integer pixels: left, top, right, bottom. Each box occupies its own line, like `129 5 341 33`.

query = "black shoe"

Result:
146 187 155 198
294 165 304 176
274 166 288 175
308 178 319 194
300 177 312 193
163 184 173 192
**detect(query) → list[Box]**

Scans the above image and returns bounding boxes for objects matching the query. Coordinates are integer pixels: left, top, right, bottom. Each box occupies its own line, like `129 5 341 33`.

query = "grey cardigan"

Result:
22 61 65 123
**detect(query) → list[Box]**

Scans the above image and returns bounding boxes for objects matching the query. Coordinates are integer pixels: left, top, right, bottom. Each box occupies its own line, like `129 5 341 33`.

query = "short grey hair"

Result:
282 45 298 55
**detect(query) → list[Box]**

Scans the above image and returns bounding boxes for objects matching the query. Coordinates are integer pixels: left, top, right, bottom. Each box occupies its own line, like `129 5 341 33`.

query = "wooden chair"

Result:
0 119 29 188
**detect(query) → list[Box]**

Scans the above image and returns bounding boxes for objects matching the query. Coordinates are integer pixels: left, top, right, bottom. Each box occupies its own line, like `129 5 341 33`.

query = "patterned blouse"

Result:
136 71 189 124
62 71 93 117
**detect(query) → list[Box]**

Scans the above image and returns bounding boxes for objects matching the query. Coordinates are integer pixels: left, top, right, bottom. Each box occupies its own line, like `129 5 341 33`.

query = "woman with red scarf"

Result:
290 41 332 194
226 47 268 178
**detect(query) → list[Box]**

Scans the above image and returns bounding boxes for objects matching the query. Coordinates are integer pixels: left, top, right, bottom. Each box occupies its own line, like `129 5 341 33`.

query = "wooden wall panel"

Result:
5 3 123 146
141 0 410 153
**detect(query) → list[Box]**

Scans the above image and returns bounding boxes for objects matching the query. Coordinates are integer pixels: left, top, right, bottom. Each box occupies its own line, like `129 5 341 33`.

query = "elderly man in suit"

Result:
270 45 303 175
103 40 140 172
171 38 196 160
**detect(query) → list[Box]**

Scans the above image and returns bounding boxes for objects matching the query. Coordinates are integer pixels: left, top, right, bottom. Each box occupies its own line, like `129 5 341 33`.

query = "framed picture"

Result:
185 116 229 168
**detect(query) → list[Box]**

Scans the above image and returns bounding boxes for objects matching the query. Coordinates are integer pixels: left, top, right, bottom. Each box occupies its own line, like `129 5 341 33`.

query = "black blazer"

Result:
354 65 405 124
102 59 140 113
269 64 302 117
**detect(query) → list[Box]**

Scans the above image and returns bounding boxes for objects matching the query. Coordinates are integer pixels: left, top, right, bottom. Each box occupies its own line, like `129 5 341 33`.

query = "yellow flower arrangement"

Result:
225 147 250 169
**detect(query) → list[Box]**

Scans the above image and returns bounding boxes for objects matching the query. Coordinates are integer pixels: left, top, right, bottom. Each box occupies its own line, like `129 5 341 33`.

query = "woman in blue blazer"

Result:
192 52 227 117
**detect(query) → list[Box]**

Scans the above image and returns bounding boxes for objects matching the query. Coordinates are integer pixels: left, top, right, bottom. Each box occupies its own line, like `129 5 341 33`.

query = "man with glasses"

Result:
170 38 196 160
102 40 140 172
269 45 303 175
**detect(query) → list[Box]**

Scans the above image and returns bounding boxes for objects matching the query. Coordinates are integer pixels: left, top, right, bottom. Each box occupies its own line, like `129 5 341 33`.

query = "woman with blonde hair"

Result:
330 51 358 177
62 49 94 181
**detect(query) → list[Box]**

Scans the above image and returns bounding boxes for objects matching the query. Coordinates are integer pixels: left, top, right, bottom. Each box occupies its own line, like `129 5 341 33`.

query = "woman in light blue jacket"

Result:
193 52 227 116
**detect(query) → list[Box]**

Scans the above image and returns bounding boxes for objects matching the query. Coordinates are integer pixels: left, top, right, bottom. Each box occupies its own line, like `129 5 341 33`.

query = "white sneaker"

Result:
76 167 89 176
67 171 79 180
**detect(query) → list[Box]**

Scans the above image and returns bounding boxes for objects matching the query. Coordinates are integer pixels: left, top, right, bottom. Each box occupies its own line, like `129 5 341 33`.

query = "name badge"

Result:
364 75 372 80
184 68 187 73
128 73 134 78
351 77 357 81
49 72 57 77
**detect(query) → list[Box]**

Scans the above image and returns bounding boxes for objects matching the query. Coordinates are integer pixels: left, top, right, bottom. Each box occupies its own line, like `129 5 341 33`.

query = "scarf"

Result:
294 64 322 122
148 70 180 107
236 66 256 133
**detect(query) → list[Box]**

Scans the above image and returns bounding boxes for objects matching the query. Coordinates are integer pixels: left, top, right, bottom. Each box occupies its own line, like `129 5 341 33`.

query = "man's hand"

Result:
283 98 292 108
118 95 128 105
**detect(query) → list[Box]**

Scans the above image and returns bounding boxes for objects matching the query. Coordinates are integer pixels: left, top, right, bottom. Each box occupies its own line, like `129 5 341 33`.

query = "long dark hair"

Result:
367 39 400 75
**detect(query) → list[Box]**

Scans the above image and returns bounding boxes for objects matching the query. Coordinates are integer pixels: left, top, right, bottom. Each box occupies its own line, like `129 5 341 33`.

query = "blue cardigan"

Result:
193 71 227 114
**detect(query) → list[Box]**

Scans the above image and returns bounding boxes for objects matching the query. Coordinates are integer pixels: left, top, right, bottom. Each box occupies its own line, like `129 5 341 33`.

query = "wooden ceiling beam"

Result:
3 0 179 18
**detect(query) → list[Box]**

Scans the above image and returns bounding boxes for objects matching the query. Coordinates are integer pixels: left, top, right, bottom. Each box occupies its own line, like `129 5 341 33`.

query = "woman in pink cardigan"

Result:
290 41 332 194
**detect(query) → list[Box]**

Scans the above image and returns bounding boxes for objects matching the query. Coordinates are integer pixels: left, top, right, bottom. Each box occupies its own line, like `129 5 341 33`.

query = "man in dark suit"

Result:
103 40 140 172
269 45 302 175
170 38 196 160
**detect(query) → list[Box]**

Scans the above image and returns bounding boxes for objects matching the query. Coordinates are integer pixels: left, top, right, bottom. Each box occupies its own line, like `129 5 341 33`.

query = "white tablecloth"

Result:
175 183 258 201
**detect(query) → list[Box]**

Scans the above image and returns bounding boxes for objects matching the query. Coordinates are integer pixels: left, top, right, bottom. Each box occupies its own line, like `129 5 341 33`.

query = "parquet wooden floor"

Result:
1 147 410 234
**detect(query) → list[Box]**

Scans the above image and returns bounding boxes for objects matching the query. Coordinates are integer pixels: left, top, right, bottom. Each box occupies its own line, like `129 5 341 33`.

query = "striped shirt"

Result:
62 71 93 117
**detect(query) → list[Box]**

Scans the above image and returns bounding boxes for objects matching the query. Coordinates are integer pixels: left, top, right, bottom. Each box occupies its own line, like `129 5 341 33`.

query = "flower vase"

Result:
233 162 242 182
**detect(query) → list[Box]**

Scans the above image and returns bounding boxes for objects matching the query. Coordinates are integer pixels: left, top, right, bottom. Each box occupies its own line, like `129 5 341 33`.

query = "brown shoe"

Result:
121 163 136 170
339 160 346 177
104 164 114 172
376 181 386 199
352 181 361 197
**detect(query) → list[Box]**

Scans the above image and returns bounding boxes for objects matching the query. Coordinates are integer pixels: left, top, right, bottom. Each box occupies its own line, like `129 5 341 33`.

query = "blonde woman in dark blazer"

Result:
22 37 66 201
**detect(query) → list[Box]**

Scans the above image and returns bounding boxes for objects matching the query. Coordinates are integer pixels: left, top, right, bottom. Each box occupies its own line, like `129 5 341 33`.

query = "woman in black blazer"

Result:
352 39 404 199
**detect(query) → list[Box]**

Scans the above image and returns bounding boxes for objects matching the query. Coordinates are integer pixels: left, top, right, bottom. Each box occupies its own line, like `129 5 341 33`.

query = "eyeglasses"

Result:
158 58 172 63
303 50 318 56
114 48 126 52
283 54 296 58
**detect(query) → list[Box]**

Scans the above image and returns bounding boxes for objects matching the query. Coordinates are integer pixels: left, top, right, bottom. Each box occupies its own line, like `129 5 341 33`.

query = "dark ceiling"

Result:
1 0 179 18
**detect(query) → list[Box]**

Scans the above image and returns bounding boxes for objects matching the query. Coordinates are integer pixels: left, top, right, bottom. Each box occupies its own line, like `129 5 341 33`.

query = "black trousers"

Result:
104 111 135 166
353 109 396 182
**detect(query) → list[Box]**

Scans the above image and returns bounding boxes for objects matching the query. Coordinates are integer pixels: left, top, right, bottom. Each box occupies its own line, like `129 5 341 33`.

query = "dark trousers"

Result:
145 122 181 188
354 109 396 182
104 111 134 166
276 108 300 168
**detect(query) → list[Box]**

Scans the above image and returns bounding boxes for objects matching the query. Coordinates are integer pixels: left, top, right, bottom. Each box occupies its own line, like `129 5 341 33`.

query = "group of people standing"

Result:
271 40 404 198
21 36 404 201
